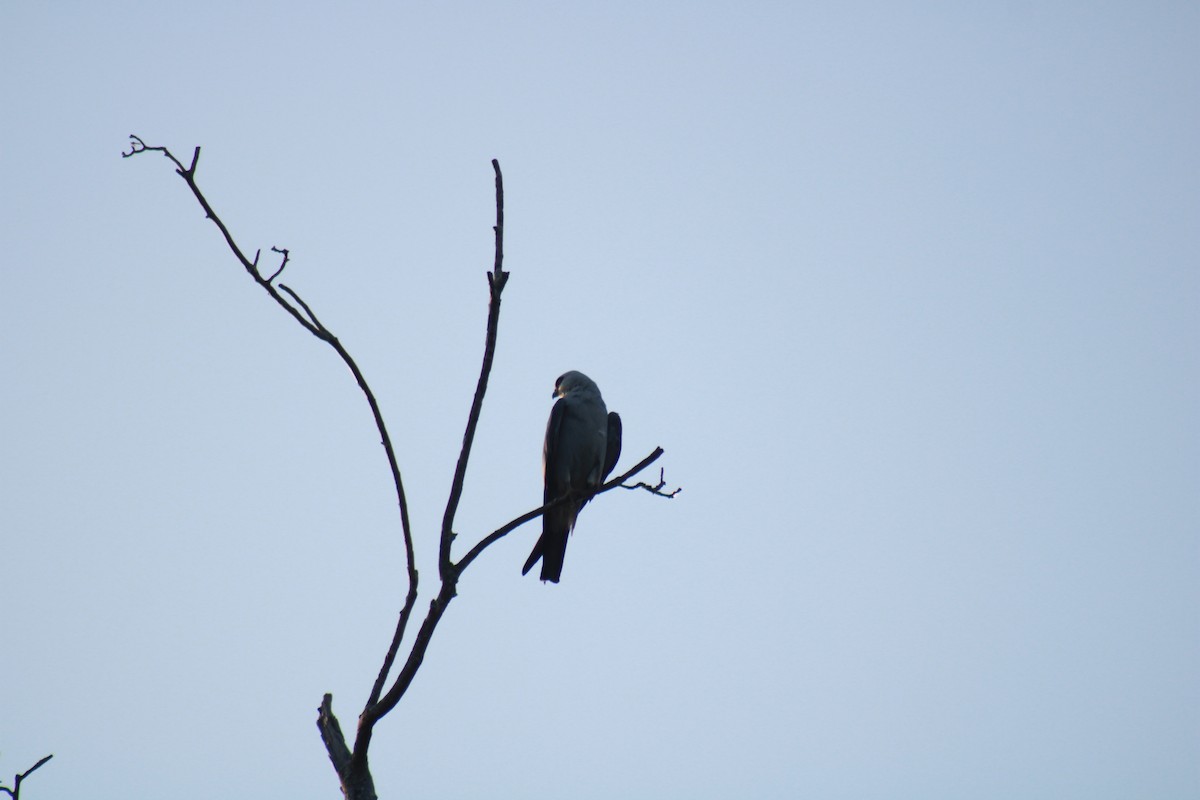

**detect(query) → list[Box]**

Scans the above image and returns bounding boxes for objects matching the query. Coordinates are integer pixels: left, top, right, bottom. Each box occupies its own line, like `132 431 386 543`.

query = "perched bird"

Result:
523 371 622 583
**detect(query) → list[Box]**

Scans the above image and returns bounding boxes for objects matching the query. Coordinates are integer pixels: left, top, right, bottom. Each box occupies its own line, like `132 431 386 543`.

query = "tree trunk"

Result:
339 761 377 800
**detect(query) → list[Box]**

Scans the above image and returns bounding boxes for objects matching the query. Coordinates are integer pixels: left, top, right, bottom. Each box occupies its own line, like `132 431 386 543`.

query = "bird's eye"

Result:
555 373 566 387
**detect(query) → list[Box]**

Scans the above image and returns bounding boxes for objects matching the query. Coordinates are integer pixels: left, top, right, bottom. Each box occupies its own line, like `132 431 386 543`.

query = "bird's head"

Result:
554 370 600 399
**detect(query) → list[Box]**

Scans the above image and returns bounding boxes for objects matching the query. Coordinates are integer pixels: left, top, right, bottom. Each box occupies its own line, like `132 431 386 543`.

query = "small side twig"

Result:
123 134 187 173
277 283 324 329
265 246 290 283
0 754 53 800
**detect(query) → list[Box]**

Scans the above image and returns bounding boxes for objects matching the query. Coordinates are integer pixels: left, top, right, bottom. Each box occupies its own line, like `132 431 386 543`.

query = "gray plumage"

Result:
522 371 621 583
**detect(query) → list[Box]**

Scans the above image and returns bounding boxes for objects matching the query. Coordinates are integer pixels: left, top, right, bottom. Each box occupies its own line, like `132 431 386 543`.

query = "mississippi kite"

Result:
522 371 622 583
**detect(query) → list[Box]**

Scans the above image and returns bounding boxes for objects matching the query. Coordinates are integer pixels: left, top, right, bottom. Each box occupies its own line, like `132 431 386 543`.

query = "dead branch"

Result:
125 138 677 800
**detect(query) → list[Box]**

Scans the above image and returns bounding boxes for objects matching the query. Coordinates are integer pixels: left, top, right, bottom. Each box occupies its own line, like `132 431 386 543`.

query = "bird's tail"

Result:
521 537 546 577
522 505 574 583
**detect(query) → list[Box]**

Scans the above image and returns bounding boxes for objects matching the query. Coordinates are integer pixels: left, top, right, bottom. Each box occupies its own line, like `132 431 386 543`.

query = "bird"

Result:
523 371 622 583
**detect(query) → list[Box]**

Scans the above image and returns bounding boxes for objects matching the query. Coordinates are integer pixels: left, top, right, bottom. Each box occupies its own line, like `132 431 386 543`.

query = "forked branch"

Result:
125 138 677 800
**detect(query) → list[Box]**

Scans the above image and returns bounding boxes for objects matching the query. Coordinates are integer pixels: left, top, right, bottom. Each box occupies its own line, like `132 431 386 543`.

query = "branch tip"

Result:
622 465 681 498
317 693 353 780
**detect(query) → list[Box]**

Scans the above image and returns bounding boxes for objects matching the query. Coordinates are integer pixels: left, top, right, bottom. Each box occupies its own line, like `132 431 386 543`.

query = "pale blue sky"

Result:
2 2 1197 798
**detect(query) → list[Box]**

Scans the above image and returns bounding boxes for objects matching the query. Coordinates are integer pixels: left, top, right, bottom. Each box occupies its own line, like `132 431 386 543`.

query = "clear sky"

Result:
2 2 1197 798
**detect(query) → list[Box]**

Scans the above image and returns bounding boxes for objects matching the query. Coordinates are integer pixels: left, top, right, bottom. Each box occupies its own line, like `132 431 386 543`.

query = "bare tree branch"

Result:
126 137 422 799
124 134 417 597
439 159 509 583
318 692 376 799
363 584 420 709
349 160 511 779
0 754 53 800
123 136 320 336
355 581 457 749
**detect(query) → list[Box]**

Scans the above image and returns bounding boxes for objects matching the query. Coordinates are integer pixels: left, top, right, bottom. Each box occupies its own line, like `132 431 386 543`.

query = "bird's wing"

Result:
602 411 622 480
541 396 567 504
523 398 571 579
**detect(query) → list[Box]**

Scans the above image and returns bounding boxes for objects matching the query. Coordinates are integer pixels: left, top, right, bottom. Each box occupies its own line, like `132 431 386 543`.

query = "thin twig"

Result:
621 467 682 498
123 134 187 173
265 246 289 283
